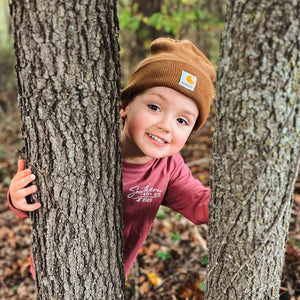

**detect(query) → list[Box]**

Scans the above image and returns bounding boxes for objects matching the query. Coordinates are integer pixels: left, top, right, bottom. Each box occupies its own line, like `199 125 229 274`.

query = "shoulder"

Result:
169 152 185 164
155 153 186 172
162 153 192 180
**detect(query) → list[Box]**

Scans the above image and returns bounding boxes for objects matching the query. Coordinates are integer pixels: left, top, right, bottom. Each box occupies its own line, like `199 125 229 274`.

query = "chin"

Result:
144 151 171 160
140 145 176 160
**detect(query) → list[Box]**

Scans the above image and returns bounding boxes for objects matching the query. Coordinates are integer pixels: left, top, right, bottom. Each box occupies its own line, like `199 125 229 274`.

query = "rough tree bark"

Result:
9 0 124 299
206 1 300 299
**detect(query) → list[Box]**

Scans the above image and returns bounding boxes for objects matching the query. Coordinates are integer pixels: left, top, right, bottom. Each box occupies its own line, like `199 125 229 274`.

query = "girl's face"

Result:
120 86 199 163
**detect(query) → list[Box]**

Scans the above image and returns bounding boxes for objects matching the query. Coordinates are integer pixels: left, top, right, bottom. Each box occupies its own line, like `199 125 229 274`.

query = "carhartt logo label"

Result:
179 70 197 91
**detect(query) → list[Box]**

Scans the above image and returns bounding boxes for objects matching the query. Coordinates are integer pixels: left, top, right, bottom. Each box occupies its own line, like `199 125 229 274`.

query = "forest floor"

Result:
0 103 300 300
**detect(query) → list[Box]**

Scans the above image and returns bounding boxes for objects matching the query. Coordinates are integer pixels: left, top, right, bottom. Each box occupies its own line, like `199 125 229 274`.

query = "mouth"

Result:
147 133 168 144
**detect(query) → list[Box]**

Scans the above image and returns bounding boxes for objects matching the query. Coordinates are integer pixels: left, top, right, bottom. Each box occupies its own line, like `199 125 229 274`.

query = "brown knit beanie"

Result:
121 37 216 129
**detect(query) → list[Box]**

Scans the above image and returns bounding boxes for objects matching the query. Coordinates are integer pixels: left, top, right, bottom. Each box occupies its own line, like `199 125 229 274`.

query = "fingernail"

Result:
31 174 36 180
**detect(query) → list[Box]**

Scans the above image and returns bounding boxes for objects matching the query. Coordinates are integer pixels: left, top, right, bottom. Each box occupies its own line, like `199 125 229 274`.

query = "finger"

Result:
17 160 26 173
11 173 36 192
15 198 41 212
12 185 38 209
16 184 37 199
25 202 41 211
12 169 33 185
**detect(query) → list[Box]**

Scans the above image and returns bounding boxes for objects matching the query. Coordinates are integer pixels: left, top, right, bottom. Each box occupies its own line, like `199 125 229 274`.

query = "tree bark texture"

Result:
206 1 300 299
9 0 124 299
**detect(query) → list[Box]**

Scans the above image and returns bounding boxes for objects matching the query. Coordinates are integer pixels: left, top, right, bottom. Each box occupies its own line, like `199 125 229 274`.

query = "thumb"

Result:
17 159 26 173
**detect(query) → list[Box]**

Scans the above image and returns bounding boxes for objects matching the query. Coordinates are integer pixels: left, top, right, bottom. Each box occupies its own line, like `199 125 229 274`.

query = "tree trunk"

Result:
206 1 300 299
9 0 124 299
135 0 167 44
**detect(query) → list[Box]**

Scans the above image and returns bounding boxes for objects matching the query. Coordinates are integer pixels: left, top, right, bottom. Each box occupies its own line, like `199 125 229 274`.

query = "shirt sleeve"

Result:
162 153 209 225
7 191 29 219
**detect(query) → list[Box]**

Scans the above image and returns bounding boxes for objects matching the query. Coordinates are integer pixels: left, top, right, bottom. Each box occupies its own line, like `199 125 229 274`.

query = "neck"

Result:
121 132 152 164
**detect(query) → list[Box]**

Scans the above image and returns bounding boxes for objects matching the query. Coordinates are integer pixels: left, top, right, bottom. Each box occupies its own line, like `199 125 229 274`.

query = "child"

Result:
8 37 216 277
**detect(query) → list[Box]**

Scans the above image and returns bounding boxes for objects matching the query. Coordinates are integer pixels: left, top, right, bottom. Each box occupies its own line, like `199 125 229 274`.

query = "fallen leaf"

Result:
139 243 159 256
139 281 151 296
20 257 31 277
147 272 163 287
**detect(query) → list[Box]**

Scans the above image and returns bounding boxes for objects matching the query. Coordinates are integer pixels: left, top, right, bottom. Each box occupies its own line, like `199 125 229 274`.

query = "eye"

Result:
177 118 189 125
148 104 160 112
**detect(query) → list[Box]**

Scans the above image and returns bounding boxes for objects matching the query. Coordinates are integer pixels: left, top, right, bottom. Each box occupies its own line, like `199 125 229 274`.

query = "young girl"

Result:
8 37 216 276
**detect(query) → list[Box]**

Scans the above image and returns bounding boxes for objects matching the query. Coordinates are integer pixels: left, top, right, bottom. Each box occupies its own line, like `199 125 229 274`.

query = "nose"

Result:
157 115 172 133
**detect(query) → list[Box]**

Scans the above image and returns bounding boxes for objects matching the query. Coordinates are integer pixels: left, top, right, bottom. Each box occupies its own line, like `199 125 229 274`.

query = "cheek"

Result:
176 138 187 150
173 130 191 149
127 114 146 134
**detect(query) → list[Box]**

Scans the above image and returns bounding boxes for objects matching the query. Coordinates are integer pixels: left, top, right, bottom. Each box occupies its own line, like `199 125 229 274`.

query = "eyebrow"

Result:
182 110 198 119
149 92 164 101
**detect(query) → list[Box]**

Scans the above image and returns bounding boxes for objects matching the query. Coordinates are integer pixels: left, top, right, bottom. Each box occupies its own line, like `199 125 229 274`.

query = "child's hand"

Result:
9 159 41 212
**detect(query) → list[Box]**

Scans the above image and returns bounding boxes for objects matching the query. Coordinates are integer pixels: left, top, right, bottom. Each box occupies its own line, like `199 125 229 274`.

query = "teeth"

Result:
148 134 166 144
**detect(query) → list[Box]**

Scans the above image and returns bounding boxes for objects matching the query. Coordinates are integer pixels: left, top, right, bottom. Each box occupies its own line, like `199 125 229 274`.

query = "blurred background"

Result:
0 0 299 299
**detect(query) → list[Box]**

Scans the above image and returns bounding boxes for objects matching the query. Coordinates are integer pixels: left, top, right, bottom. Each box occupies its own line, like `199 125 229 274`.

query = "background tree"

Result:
9 0 124 299
206 0 300 299
118 0 225 83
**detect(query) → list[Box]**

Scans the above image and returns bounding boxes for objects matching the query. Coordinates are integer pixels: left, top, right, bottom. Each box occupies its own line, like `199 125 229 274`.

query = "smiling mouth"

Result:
147 133 168 144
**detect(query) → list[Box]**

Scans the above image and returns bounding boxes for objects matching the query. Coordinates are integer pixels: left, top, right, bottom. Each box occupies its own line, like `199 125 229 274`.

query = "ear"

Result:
120 107 127 119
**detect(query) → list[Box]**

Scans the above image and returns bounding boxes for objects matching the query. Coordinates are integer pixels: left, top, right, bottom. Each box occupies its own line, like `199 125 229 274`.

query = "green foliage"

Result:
156 207 181 221
156 250 172 261
12 285 18 292
0 166 5 178
118 7 143 33
156 206 170 220
118 0 224 40
174 212 181 219
0 145 4 159
0 48 16 95
200 282 206 292
171 232 181 242
0 0 13 50
290 238 300 248
146 8 206 37
118 0 224 69
200 253 208 266
0 0 17 95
